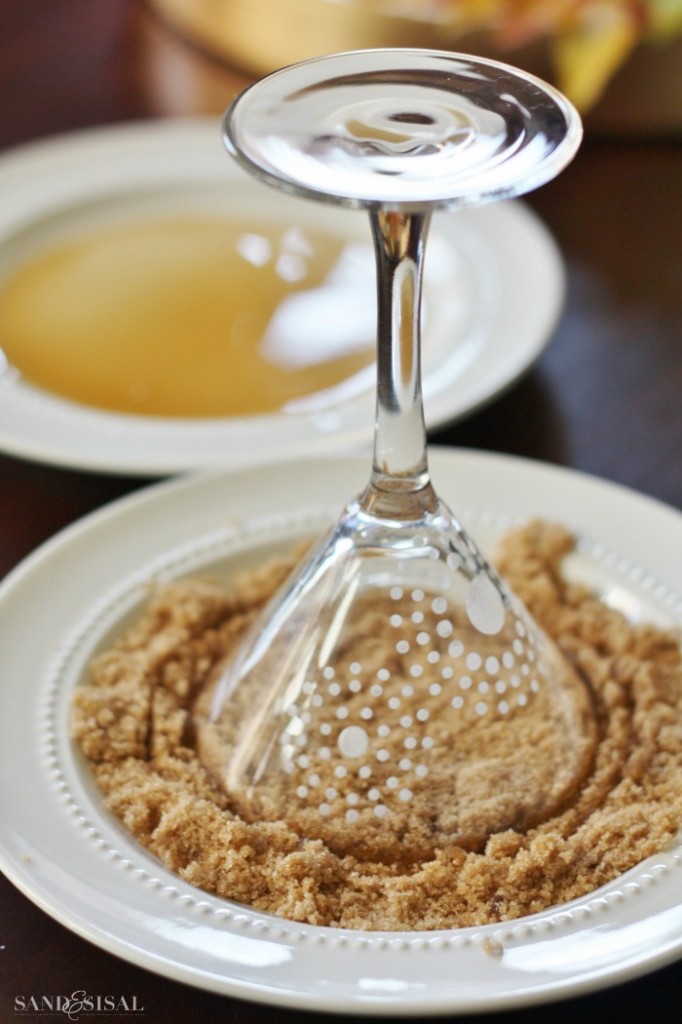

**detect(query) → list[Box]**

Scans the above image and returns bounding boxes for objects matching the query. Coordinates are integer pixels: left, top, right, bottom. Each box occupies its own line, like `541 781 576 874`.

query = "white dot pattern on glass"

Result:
274 577 548 822
466 572 506 635
338 725 369 758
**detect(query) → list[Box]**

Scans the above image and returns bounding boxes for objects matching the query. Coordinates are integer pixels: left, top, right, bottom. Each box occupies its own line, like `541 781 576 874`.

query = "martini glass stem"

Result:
361 209 437 520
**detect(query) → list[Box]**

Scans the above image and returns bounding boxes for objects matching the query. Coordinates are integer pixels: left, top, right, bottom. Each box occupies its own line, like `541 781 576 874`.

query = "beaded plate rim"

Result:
1 449 681 1013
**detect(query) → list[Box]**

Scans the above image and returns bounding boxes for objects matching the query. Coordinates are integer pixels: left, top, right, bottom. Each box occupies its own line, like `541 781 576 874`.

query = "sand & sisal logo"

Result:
13 990 144 1020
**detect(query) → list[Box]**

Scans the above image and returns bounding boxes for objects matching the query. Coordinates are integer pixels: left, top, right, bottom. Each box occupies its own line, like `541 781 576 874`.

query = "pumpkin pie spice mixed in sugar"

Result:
71 521 682 930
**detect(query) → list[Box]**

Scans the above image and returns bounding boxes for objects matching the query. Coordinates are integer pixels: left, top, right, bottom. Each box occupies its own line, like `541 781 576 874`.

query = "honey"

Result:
0 216 376 417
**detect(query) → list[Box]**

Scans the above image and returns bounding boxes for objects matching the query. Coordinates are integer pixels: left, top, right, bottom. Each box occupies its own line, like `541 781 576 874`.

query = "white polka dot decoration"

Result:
199 508 595 860
260 544 576 853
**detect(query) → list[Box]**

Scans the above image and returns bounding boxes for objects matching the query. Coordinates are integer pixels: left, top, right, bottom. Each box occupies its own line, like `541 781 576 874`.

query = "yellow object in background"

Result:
146 0 682 126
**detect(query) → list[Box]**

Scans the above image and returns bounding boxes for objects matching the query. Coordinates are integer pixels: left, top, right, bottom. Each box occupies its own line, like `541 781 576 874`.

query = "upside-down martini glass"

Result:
194 49 595 864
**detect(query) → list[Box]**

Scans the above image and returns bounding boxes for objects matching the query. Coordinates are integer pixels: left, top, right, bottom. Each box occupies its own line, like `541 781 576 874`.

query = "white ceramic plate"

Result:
0 449 681 1015
0 119 564 475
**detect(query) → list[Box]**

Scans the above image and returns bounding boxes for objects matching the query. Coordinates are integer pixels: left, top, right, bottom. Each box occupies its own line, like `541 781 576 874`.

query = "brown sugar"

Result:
71 521 682 930
194 585 598 863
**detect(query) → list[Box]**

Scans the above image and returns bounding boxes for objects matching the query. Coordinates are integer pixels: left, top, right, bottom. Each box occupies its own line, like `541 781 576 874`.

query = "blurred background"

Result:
3 0 682 148
141 0 682 134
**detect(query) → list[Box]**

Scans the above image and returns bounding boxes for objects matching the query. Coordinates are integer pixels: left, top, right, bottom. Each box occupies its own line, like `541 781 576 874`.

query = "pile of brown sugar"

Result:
71 521 682 930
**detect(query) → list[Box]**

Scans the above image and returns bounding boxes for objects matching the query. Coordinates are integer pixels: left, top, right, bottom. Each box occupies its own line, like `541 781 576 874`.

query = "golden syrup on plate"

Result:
0 216 376 417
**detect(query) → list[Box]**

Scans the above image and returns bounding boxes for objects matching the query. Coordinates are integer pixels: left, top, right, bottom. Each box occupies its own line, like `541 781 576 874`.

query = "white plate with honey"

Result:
0 118 565 476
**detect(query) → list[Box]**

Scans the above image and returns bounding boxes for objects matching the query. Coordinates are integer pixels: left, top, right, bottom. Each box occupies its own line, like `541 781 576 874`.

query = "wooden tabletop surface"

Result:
1 2 681 1022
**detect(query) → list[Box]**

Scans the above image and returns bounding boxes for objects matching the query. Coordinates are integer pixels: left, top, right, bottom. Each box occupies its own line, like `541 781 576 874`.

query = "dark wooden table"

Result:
1 2 681 1022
